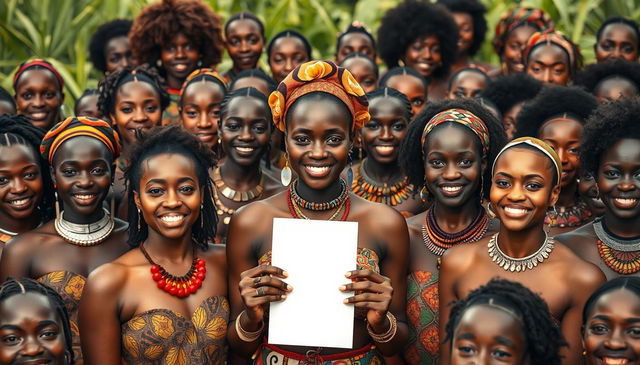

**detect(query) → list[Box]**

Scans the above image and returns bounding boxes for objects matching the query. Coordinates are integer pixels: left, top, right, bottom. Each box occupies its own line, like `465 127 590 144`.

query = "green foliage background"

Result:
1 0 639 111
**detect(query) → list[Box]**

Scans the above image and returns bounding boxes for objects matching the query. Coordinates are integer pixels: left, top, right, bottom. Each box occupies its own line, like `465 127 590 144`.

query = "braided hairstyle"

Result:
366 87 413 120
266 30 312 62
0 277 74 364
124 126 217 249
97 65 170 120
0 114 55 222
0 86 16 113
229 68 277 94
445 278 565 365
399 98 507 200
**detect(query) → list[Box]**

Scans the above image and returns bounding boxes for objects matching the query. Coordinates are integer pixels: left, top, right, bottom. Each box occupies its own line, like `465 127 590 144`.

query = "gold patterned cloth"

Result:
121 296 229 365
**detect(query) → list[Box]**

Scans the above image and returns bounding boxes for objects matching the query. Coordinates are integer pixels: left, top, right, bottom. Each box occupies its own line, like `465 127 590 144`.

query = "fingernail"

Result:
281 295 287 300
282 271 289 277
343 298 349 304
339 285 346 291
345 272 351 278
287 285 293 291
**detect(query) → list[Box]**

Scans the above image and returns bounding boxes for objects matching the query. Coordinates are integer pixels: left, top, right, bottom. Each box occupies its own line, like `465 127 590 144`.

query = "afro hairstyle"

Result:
437 0 488 57
0 86 16 111
480 73 543 116
377 0 459 78
574 59 640 94
515 86 597 139
88 19 132 73
399 97 507 200
596 17 640 49
129 0 223 68
580 96 640 175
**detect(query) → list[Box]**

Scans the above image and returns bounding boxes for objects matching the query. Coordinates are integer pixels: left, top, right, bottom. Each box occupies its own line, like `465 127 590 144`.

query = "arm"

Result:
79 263 127 365
438 246 467 365
0 236 36 281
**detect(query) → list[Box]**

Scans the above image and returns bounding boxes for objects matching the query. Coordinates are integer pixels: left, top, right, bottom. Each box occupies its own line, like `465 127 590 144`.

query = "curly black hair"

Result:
0 86 16 113
480 73 543 116
574 59 640 94
515 86 597 139
129 0 224 68
124 126 217 249
366 87 412 119
378 0 459 78
0 277 74 364
437 0 487 57
224 12 264 39
0 114 55 223
335 23 377 56
596 17 640 48
266 29 312 61
379 66 429 91
580 97 640 175
88 19 132 74
399 98 507 200
228 68 277 94
583 276 640 325
97 65 170 120
445 278 566 365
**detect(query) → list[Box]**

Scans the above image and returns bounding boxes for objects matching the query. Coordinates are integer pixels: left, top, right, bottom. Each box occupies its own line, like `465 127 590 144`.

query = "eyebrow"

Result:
495 336 516 348
495 171 544 180
186 102 221 108
457 333 475 341
428 150 475 157
0 164 39 172
225 116 267 123
533 60 565 67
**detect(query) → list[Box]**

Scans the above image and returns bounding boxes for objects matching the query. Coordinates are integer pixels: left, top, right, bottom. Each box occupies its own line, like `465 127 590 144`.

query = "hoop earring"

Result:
419 184 429 202
200 203 204 229
280 154 292 186
487 203 497 218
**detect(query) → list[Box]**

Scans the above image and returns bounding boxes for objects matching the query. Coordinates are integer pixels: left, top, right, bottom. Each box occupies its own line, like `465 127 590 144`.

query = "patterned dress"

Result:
161 89 180 126
121 296 229 365
404 271 440 365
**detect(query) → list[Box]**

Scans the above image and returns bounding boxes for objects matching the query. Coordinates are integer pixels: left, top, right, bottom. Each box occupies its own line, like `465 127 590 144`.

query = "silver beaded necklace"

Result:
487 233 554 272
593 217 640 252
54 208 114 247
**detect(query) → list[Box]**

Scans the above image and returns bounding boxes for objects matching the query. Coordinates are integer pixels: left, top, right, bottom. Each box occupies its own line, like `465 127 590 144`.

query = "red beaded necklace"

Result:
139 242 206 298
286 187 351 221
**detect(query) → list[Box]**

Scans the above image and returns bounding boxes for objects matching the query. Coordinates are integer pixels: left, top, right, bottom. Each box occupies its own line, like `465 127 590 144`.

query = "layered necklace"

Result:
212 167 264 225
422 205 489 258
594 218 640 275
0 226 18 243
545 199 592 228
54 208 114 246
351 159 413 206
140 242 206 298
487 233 554 272
287 179 350 221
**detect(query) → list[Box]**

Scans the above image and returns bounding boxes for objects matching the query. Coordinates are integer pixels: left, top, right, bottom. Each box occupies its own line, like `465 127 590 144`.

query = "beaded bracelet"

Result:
235 310 264 342
366 312 397 343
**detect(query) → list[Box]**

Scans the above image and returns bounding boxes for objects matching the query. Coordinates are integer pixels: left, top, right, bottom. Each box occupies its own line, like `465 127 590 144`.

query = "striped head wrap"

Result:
268 60 370 132
40 117 121 164
524 30 578 71
492 137 562 183
420 108 490 157
13 59 64 91
492 7 554 55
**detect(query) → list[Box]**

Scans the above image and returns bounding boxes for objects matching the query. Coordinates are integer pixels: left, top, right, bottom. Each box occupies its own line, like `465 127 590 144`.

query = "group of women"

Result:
1 0 640 364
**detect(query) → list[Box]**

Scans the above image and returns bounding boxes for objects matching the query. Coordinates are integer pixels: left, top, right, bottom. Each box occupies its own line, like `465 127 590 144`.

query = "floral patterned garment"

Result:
38 271 86 364
121 296 229 365
404 271 440 365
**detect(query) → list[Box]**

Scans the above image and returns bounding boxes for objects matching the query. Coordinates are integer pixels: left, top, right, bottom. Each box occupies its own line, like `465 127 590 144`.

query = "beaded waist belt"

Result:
254 342 381 364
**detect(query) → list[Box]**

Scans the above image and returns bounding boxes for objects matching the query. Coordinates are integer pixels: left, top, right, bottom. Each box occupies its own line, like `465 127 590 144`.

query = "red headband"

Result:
13 59 64 91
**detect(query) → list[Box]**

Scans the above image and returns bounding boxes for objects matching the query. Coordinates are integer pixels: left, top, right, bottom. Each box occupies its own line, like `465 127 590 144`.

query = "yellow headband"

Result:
492 137 562 182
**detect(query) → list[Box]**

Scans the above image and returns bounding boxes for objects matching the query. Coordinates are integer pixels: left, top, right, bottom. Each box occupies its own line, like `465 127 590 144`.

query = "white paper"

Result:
268 218 358 348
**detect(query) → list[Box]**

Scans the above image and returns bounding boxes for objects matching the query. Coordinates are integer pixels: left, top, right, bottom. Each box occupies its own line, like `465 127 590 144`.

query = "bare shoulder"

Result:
553 242 605 286
442 236 487 271
201 243 227 268
85 259 130 297
263 173 286 197
233 193 284 228
3 229 57 256
354 196 408 235
406 212 425 235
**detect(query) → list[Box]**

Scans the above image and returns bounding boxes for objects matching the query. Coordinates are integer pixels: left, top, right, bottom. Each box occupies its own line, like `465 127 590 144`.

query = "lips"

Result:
613 198 639 209
233 146 257 157
304 165 331 178
6 196 33 210
502 205 531 218
413 61 434 75
28 111 49 121
196 133 215 143
159 213 186 228
72 193 98 206
600 357 630 365
438 183 464 198
374 145 396 157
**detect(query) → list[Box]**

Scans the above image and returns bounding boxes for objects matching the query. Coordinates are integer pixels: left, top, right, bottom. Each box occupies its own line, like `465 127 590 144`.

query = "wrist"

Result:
369 313 391 334
241 310 263 331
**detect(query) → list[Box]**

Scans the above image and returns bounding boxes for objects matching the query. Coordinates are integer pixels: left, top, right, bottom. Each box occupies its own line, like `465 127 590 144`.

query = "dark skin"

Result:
384 74 427 118
74 94 101 119
335 33 376 63
595 23 639 63
500 25 537 75
526 44 571 86
501 103 522 141
225 19 264 75
160 32 200 90
447 71 488 99
79 152 227 365
268 37 309 84
355 96 427 216
402 34 448 100
594 77 639 104
0 101 16 115
215 96 282 242
179 80 225 150
579 170 606 217
14 69 63 130
583 289 640 365
230 77 270 96
104 36 135 74
0 293 67 365
340 57 378 93
226 97 409 358
557 139 640 280
439 147 606 365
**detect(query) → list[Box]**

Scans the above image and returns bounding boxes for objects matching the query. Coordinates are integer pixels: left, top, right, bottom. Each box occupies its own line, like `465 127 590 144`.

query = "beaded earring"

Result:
346 150 354 189
281 155 292 186
200 203 204 229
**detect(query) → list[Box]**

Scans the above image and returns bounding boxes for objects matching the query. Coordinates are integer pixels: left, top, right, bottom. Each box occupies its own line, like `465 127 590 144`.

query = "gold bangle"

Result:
235 310 264 342
366 311 397 343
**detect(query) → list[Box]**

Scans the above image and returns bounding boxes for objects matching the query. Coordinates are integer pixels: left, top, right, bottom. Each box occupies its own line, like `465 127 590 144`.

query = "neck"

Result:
220 159 261 190
0 212 39 235
603 213 640 239
166 75 183 90
452 55 469 72
296 178 343 203
362 157 403 183
144 229 193 262
61 205 106 225
497 224 546 258
557 181 578 208
432 198 479 233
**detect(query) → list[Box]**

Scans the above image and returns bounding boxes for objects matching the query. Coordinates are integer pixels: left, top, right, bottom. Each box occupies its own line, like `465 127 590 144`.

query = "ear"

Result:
548 183 561 207
133 190 142 212
50 166 57 186
481 155 488 175
109 113 117 127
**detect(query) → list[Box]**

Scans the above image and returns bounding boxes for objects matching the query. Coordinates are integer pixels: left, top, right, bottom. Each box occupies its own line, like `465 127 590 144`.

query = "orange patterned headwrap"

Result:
524 30 578 71
179 68 227 97
421 108 491 157
492 7 554 54
268 60 370 132
40 117 121 164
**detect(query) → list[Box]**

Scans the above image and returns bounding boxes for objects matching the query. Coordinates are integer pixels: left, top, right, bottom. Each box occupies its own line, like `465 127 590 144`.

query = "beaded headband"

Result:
420 108 491 157
492 137 562 182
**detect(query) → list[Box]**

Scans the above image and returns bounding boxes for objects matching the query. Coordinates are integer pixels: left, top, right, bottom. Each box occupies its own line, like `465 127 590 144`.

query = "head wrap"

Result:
13 59 64 91
40 117 121 164
179 68 227 97
524 30 577 71
268 60 370 132
493 7 554 54
492 137 562 183
420 108 490 157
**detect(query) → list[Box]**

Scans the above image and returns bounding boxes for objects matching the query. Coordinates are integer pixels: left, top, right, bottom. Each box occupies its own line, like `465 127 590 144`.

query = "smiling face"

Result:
424 124 483 208
335 32 376 63
160 32 200 88
491 147 560 232
597 139 640 221
14 69 63 130
384 74 427 117
0 144 43 223
104 36 135 74
451 305 528 365
340 57 378 93
595 78 639 104
448 71 488 99
526 44 571 85
403 34 442 79
596 23 639 63
584 289 640 365
220 96 270 166
285 95 351 191
134 152 202 241
503 25 537 74
225 18 264 72
360 97 408 165
579 170 606 217
452 12 474 56
51 136 112 221
538 118 583 188
110 81 162 147
0 292 67 365
180 81 225 150
269 37 309 84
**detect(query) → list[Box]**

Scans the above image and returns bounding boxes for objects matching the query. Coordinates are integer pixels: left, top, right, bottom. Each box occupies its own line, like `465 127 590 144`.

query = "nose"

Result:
196 113 213 129
239 39 250 53
543 68 554 84
32 94 45 108
379 125 394 141
612 46 623 59
238 125 254 141
308 141 327 159
556 147 569 166
442 163 462 180
284 58 295 73
20 335 45 357
121 56 132 69
618 173 637 191
507 182 526 201
163 188 182 209
9 177 28 194
175 45 186 59
133 107 149 123
604 328 628 350
76 171 94 188
421 46 432 60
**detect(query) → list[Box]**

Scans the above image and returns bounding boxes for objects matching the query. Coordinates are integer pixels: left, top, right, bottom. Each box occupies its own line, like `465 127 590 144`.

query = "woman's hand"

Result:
341 269 393 332
238 264 292 326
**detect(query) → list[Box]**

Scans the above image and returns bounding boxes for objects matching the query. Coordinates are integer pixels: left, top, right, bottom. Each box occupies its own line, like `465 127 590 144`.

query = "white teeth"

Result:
442 186 462 192
10 198 29 205
615 198 638 206
375 146 394 153
505 207 528 215
74 194 95 200
306 166 329 173
602 358 629 365
31 112 46 119
174 64 188 71
235 147 255 153
161 215 184 223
